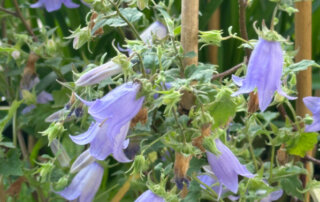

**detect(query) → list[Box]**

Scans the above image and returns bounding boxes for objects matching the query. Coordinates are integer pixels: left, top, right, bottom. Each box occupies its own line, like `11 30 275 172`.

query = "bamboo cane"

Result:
295 1 312 201
208 8 220 64
181 0 199 67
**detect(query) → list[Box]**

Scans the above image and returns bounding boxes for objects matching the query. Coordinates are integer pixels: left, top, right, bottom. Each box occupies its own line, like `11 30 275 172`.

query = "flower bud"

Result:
304 114 314 125
35 161 54 181
46 39 57 56
40 122 66 145
199 30 223 47
202 136 220 155
132 155 147 175
137 0 149 10
21 90 37 105
54 175 69 191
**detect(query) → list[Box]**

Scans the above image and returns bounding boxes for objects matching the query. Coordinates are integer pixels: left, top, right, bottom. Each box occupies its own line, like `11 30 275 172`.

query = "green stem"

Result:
170 36 184 77
192 173 221 201
270 4 279 31
12 110 17 147
108 0 142 41
172 108 186 144
248 137 258 171
141 135 164 155
269 144 275 182
136 52 147 78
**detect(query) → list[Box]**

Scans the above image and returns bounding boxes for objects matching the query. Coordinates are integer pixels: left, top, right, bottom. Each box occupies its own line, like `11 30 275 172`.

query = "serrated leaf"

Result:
185 63 217 83
284 60 320 75
0 149 23 176
280 176 303 200
208 89 237 128
52 88 70 108
288 132 318 157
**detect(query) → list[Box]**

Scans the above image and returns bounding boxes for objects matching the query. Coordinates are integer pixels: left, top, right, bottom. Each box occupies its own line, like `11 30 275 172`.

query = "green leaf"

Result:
208 89 237 128
185 63 217 83
288 132 318 157
0 100 23 141
52 88 70 108
284 60 320 75
0 149 23 176
280 176 303 200
120 8 143 23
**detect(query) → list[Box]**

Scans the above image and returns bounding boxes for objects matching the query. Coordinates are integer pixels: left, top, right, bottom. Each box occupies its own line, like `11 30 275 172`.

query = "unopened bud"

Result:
304 114 314 125
54 175 69 191
35 161 54 180
199 30 223 47
137 0 149 10
132 155 147 175
40 122 66 145
47 39 57 55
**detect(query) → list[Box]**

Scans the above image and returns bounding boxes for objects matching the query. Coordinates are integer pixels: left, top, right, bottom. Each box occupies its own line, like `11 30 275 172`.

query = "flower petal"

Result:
207 139 254 193
112 121 132 162
62 0 79 8
70 149 96 173
30 1 44 8
232 75 244 87
135 190 165 202
70 122 101 145
140 21 167 45
44 0 62 12
57 162 102 201
303 96 320 114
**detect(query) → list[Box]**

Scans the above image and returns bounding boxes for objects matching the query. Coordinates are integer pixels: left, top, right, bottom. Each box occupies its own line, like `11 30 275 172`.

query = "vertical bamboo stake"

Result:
295 1 312 201
208 8 220 64
181 0 199 67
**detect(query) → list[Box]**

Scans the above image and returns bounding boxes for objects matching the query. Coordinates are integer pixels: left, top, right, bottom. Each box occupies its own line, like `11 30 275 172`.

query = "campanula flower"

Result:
71 82 144 160
75 21 167 86
135 190 165 202
70 149 96 173
140 21 167 45
31 0 79 12
57 162 103 202
303 96 320 132
232 38 296 112
198 173 282 201
206 139 254 194
75 61 122 86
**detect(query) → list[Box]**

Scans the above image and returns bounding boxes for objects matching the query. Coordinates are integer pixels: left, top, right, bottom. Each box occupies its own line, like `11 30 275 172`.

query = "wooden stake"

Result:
208 8 220 64
295 1 312 201
181 0 199 67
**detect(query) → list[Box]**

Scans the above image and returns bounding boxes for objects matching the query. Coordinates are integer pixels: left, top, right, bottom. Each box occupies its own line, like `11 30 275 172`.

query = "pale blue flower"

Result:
57 162 103 202
206 139 254 193
31 0 79 12
303 96 320 132
135 190 165 202
71 82 144 160
232 38 296 111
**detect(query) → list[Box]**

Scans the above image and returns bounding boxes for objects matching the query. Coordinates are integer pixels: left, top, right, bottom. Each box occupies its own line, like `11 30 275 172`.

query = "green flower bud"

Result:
35 161 54 180
46 39 57 56
137 0 149 10
202 136 220 155
304 114 314 125
40 122 66 145
133 155 147 175
21 90 37 105
199 30 223 48
54 175 69 191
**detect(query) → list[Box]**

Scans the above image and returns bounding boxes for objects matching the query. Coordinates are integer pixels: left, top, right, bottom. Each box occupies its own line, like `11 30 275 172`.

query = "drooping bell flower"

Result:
31 0 79 12
57 162 103 202
75 61 122 86
206 139 254 194
303 96 320 132
198 172 282 201
135 190 165 202
140 21 168 45
232 38 296 112
75 21 167 86
71 82 144 160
